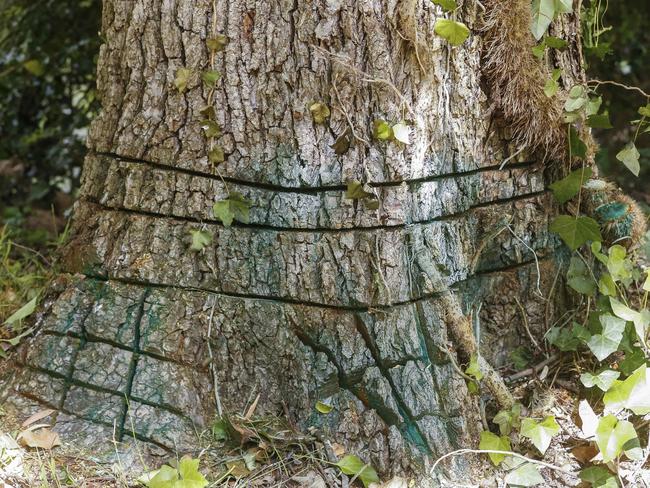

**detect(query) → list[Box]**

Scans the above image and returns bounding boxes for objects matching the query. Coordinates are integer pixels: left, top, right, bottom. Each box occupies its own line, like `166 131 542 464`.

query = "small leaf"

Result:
335 455 379 488
504 463 544 487
331 130 351 155
4 296 38 325
178 456 208 487
580 370 620 391
202 69 221 87
430 0 457 12
587 313 626 361
603 366 650 415
577 399 598 439
615 142 640 177
190 229 212 251
23 59 44 76
174 67 192 93
579 466 618 488
213 192 252 227
568 126 588 159
531 0 555 40
346 181 374 200
479 431 511 466
434 19 470 46
373 120 393 140
532 43 546 59
550 215 602 250
200 105 216 120
520 416 560 454
392 123 411 144
315 401 333 414
545 36 568 49
493 404 522 436
564 85 587 112
586 96 602 116
544 78 559 98
465 354 483 381
17 428 61 450
596 415 638 463
554 0 572 14
566 256 596 295
638 103 650 117
207 34 229 52
587 113 613 128
201 120 222 138
209 145 225 164
309 102 330 124
549 167 592 204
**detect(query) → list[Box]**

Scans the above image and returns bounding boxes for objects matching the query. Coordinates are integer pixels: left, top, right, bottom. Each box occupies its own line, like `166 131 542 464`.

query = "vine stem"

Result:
587 79 650 99
430 449 576 476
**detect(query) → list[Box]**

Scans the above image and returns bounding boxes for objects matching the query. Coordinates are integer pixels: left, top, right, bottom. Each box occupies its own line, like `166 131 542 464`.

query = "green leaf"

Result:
596 415 638 463
209 145 225 165
201 69 221 87
580 370 620 391
174 67 192 93
603 365 650 415
315 401 333 414
544 78 558 98
190 229 212 251
587 313 626 361
309 102 330 124
532 43 546 59
554 0 572 13
4 296 38 326
579 466 618 488
586 96 602 116
598 274 617 297
23 59 45 76
145 465 179 488
178 456 208 488
199 105 216 120
213 192 252 227
510 347 531 370
478 431 511 466
430 0 457 11
331 131 351 155
200 120 221 138
587 113 613 128
568 126 588 159
465 354 483 381
550 215 602 250
206 35 228 52
615 142 640 177
520 416 560 454
619 348 646 376
434 19 470 46
531 0 555 40
566 256 596 295
638 103 650 117
610 297 648 344
373 120 393 140
549 167 592 204
346 181 374 200
335 455 379 488
564 86 587 112
504 462 544 487
493 404 522 436
606 246 631 282
545 36 568 49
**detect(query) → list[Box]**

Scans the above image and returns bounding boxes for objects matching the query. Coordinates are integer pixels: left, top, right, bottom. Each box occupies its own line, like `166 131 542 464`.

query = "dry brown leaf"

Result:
17 428 61 450
331 442 346 457
21 409 55 428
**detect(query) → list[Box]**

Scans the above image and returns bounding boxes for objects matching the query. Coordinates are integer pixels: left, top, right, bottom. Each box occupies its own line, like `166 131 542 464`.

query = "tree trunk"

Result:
2 0 581 480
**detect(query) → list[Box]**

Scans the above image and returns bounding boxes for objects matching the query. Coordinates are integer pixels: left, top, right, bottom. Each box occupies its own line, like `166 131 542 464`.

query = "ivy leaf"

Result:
209 145 225 165
200 105 216 120
643 269 650 292
577 399 599 439
545 36 568 49
549 167 592 204
587 113 613 129
532 42 546 59
619 348 646 376
201 120 222 138
23 59 45 76
145 465 179 488
331 130 351 155
392 123 411 144
431 0 457 12
566 256 596 295
178 456 209 487
586 96 602 116
550 215 602 250
615 142 640 177
587 313 626 361
478 431 511 466
201 69 221 87
638 103 650 117
603 366 650 415
309 102 330 124
595 415 638 463
564 85 588 112
610 297 649 344
335 455 379 488
315 401 333 414
544 78 558 98
531 0 555 40
579 466 618 488
493 404 523 436
373 120 393 140
174 68 192 93
213 192 252 227
190 229 212 251
520 416 560 454
434 19 470 46
465 354 483 381
553 0 572 13
598 274 617 296
345 181 374 200
568 126 588 158
206 35 228 52
580 370 620 391
504 463 544 487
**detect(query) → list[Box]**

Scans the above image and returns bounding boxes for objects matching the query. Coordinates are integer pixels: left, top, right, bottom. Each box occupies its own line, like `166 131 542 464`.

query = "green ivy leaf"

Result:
604 365 650 415
201 69 221 87
174 68 192 93
510 346 531 370
178 456 209 488
564 85 587 112
579 466 618 488
201 120 222 138
190 229 212 251
610 297 649 344
566 256 596 295
587 313 626 361
209 145 225 165
431 0 457 11
615 142 640 177
606 245 631 282
587 113 613 128
580 370 620 391
493 403 522 436
598 274 617 297
554 0 572 14
478 431 511 466
309 102 330 124
619 348 646 376
465 354 483 381
520 416 560 454
550 215 602 250
213 192 252 227
345 181 374 200
532 42 546 59
145 465 179 488
638 103 650 117
200 105 216 120
531 0 555 40
549 167 592 204
23 59 45 76
331 130 351 155
545 36 568 49
586 96 602 116
504 462 544 487
373 120 393 140
335 455 379 488
568 126 588 158
434 19 470 46
206 35 228 52
596 415 638 463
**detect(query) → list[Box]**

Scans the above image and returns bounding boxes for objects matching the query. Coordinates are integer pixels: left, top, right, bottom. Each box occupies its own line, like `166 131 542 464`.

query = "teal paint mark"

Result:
596 202 629 222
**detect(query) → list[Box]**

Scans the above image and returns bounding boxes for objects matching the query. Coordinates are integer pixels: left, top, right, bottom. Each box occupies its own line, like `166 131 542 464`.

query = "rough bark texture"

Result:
1 0 576 481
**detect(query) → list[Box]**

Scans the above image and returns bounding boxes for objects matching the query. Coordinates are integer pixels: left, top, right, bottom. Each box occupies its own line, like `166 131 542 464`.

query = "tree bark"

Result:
1 0 579 480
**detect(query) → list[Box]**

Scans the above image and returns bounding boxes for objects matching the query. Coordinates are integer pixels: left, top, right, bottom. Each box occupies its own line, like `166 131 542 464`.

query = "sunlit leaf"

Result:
520 416 560 454
595 415 638 463
580 370 620 391
335 455 379 488
587 313 626 361
213 192 251 227
479 431 510 466
434 19 470 46
190 229 212 251
616 142 640 176
603 366 650 415
309 102 330 124
504 462 544 487
431 0 457 12
174 67 192 93
531 0 555 40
